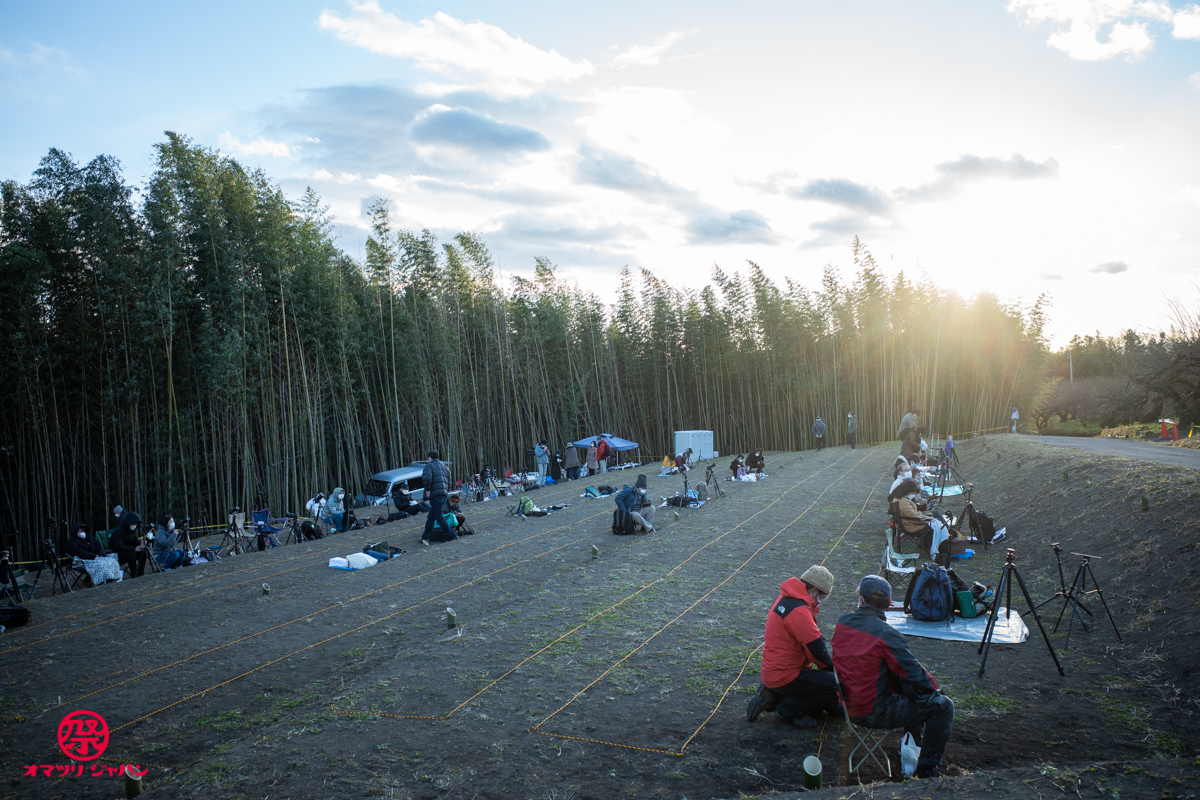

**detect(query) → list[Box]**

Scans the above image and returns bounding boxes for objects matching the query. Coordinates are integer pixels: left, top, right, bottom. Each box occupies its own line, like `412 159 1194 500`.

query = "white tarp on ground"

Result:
884 607 1029 644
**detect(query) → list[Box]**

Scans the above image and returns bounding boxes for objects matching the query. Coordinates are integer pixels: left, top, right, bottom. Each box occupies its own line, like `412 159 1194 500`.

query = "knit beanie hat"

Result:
800 565 834 596
635 474 648 490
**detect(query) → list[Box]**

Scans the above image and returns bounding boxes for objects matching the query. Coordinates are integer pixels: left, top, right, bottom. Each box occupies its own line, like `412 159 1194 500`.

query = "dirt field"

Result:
2 437 1198 800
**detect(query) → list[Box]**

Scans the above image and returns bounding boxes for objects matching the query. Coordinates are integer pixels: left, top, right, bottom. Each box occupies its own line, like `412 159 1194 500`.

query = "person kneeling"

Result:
832 575 955 779
614 475 656 532
746 566 839 729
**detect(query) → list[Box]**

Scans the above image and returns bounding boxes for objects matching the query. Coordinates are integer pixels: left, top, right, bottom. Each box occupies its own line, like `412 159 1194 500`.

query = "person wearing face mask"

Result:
746 565 839 729
327 487 348 531
65 523 123 585
613 474 656 532
152 514 189 570
730 454 746 479
111 511 149 578
832 575 955 780
746 449 766 475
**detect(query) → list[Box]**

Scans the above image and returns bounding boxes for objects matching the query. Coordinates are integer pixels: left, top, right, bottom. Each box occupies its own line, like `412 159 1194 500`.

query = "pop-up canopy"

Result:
570 433 640 451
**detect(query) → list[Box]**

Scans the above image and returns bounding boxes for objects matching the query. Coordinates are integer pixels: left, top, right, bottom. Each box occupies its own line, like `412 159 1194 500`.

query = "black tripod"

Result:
1036 545 1122 648
704 463 725 499
33 534 73 595
0 536 26 605
978 548 1065 678
284 513 303 545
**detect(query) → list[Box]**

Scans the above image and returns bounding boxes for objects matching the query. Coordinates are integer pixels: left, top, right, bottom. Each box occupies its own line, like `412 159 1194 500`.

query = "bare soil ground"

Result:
2 436 1198 800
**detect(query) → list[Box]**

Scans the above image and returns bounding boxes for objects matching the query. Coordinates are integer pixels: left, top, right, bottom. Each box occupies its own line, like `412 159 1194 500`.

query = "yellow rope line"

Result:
530 451 870 737
678 641 764 753
54 510 609 711
110 521 611 733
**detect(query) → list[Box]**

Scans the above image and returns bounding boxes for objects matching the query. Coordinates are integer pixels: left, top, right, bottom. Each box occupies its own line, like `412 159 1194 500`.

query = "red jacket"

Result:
761 578 829 689
831 605 938 719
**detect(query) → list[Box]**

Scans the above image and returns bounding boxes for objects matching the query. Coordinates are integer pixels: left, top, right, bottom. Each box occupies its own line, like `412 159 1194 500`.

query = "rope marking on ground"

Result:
529 451 871 738
334 451 847 724
50 509 612 711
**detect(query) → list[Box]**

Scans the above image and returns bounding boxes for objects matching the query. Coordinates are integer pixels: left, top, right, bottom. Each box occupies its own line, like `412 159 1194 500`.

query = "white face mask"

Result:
637 488 645 495
338 492 345 500
77 531 86 538
168 521 175 531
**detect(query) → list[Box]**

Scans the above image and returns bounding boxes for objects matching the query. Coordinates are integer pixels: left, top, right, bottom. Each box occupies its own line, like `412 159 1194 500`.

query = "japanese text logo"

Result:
56 710 109 761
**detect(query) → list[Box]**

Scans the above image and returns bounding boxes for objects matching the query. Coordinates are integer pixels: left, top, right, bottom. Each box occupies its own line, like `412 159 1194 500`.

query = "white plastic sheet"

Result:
884 607 1029 644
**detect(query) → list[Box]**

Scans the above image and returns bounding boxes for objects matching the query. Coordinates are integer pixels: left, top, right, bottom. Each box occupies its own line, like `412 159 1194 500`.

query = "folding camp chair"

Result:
881 528 921 592
0 568 37 605
252 509 285 549
219 511 249 556
832 665 894 777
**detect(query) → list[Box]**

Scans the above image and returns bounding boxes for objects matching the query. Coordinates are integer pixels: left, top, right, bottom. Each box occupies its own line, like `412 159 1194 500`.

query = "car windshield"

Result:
364 479 391 497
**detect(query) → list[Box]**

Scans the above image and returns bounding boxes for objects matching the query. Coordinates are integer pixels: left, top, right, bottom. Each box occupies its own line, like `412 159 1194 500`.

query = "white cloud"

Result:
1006 0 1175 60
1091 259 1130 273
1169 185 1200 204
611 30 692 67
1173 4 1200 37
318 3 593 95
218 132 290 157
1157 231 1181 240
1189 71 1200 88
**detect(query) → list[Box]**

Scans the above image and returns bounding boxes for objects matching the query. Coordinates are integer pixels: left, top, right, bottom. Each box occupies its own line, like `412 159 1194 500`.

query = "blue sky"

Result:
3 0 1199 344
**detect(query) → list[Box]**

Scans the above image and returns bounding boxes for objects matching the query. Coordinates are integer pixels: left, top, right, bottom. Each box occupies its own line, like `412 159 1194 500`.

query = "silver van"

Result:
354 461 453 507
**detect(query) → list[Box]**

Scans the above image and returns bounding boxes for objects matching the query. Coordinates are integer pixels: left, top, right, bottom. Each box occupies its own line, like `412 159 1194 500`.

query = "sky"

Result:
2 0 1199 347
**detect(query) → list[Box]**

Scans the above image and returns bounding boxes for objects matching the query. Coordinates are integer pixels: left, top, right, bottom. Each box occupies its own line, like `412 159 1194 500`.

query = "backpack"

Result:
612 508 634 535
904 563 953 622
517 496 535 516
0 606 31 628
597 440 611 459
597 485 615 495
695 482 708 502
666 495 687 507
585 486 601 499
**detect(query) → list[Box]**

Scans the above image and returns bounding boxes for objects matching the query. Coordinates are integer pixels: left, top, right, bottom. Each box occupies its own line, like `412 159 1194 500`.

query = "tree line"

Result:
1 134 1048 556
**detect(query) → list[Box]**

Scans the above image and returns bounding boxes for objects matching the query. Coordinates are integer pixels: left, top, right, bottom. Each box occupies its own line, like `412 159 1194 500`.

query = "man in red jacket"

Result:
832 575 955 779
746 565 839 729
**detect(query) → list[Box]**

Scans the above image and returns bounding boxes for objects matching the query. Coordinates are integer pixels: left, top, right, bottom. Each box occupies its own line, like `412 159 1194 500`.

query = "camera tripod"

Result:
704 463 725 499
218 507 251 556
978 548 1065 678
1034 544 1122 649
0 536 27 605
34 520 75 594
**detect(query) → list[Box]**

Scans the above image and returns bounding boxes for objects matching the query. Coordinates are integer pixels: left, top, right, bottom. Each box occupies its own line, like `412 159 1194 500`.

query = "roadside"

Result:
1022 434 1200 469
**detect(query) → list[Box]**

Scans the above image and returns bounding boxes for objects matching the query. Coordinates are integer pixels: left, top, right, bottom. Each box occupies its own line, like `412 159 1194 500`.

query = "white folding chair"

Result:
833 665 893 777
880 528 920 591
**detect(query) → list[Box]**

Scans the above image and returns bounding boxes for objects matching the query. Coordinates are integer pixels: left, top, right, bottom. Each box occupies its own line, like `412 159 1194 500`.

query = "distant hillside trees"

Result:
1 135 1047 554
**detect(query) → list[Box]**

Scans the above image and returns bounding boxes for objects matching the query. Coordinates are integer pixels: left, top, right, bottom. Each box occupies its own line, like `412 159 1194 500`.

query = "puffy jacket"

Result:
327 488 347 515
65 530 107 561
153 523 181 558
596 439 611 460
847 416 858 434
762 578 831 688
613 485 644 513
111 512 144 558
812 420 826 437
831 605 938 719
563 447 581 470
422 459 452 499
897 496 931 534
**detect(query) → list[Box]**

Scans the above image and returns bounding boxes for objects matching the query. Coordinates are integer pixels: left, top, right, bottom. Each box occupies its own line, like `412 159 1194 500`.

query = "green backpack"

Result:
518 496 535 515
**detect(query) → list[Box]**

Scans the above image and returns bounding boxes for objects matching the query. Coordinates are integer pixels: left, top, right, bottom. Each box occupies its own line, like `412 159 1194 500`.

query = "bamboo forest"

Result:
1 134 1051 554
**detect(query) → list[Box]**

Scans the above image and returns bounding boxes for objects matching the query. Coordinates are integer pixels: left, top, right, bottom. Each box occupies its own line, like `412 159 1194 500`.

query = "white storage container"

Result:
673 430 716 461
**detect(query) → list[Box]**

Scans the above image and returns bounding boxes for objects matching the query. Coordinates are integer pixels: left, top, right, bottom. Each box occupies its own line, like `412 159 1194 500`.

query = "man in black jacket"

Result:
421 451 457 545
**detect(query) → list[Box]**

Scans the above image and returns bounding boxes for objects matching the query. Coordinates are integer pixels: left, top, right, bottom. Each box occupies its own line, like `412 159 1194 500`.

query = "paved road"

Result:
1023 434 1200 469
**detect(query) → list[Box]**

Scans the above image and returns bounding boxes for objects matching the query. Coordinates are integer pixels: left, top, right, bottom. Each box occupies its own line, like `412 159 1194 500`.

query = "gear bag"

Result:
612 509 635 536
904 563 954 622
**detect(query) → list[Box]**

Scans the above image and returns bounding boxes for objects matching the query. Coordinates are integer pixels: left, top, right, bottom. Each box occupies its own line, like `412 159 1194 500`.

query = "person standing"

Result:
898 409 920 440
595 437 611 474
832 575 955 779
562 444 581 480
586 441 599 476
847 413 858 449
812 417 826 451
746 566 839 729
1010 407 1020 434
534 440 550 486
421 450 457 545
945 434 959 465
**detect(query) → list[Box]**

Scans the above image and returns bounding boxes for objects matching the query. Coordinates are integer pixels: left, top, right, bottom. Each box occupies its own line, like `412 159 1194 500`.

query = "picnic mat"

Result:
884 607 1029 644
933 484 965 497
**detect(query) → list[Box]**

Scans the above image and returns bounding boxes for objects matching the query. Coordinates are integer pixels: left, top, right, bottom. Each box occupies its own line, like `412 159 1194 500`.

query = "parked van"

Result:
354 461 452 507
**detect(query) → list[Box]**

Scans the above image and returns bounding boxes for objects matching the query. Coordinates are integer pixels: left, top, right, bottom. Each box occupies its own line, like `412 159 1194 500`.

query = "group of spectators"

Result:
809 412 858 451
747 566 955 780
65 508 194 586
529 438 615 486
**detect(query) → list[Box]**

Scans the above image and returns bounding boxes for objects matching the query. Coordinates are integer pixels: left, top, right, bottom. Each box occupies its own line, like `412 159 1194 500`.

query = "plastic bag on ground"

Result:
329 556 352 570
346 552 378 570
900 732 921 776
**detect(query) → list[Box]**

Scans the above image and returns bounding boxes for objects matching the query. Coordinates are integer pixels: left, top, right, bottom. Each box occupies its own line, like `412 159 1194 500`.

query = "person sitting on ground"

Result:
65 523 123 585
111 511 149 579
613 474 656 532
832 575 955 780
660 454 676 476
562 446 581 481
746 565 839 729
674 448 693 472
421 450 458 544
152 514 189 570
730 454 746 479
747 449 766 475
389 481 424 520
326 487 349 531
586 442 599 476
446 493 473 534
812 417 827 451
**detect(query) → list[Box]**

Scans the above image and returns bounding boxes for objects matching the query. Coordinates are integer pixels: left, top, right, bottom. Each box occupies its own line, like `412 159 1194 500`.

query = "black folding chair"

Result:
832 665 894 777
